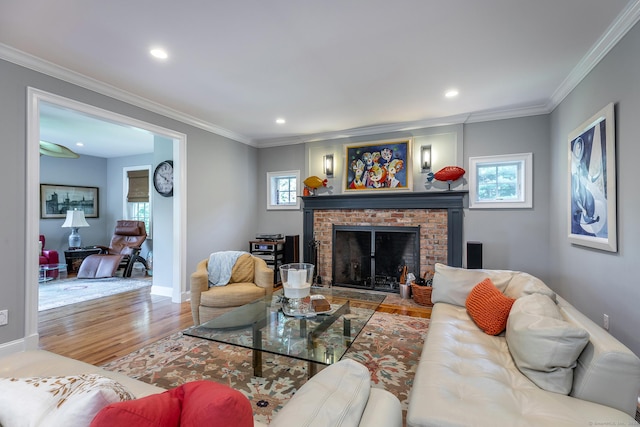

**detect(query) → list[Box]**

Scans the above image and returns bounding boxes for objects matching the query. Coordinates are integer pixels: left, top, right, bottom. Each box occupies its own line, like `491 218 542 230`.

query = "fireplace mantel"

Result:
301 191 467 268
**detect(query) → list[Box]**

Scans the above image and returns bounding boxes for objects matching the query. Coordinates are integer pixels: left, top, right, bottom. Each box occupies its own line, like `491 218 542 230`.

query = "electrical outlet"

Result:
603 313 609 331
0 310 7 326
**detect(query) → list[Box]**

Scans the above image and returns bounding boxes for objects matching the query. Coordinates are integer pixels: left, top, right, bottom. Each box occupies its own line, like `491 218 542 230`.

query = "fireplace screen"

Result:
332 225 420 292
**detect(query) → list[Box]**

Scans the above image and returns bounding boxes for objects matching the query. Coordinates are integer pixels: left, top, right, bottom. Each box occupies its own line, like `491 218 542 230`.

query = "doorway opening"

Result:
26 88 187 346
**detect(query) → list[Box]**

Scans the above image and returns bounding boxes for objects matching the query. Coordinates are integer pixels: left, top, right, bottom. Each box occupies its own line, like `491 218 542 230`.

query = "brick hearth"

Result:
313 208 448 284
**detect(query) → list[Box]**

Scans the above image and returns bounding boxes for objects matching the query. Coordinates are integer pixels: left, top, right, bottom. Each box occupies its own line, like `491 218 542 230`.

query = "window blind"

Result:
127 170 149 202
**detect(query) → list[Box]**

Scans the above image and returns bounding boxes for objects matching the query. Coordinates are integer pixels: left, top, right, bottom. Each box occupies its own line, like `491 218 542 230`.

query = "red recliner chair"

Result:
39 235 60 278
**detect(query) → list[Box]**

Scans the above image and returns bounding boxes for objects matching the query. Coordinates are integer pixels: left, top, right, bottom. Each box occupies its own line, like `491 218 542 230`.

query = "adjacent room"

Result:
1 1 639 426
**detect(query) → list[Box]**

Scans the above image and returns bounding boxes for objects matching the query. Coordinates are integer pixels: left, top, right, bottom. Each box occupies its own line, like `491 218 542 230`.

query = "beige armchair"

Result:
190 253 274 325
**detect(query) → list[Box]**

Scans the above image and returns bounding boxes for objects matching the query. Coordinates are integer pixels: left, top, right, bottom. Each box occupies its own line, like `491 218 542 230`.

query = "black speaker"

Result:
284 235 299 263
467 241 483 269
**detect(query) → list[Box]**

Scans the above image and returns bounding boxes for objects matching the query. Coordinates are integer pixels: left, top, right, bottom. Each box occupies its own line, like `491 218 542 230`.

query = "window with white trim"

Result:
267 170 300 210
469 153 532 209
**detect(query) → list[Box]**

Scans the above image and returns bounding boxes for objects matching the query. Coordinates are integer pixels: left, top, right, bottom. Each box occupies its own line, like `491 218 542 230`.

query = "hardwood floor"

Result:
38 287 193 366
38 287 430 366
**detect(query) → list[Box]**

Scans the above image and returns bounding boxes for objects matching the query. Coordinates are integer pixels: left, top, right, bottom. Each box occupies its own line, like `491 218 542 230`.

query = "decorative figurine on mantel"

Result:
303 175 328 196
426 166 466 190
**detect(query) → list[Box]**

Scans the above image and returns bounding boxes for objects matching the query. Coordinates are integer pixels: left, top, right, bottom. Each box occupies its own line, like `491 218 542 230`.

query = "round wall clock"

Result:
153 160 174 197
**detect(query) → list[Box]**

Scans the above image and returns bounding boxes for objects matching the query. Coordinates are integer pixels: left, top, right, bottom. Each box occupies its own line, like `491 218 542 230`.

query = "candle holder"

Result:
280 263 315 316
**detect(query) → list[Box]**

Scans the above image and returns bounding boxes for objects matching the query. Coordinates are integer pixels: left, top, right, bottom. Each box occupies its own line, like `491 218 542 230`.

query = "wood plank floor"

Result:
38 287 193 366
38 287 430 366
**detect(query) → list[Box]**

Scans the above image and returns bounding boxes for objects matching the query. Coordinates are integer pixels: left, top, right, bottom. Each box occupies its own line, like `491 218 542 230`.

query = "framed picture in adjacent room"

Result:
40 184 99 219
567 102 617 252
344 138 412 192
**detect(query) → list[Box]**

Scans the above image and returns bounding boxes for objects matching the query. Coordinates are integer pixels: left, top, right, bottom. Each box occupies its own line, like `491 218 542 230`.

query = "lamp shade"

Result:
61 209 90 228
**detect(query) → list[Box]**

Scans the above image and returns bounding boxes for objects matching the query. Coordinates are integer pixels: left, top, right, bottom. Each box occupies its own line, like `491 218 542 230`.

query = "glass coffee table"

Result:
184 287 386 377
39 263 68 283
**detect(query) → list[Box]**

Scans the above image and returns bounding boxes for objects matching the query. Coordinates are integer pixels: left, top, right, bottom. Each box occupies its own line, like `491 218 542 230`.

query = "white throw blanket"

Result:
207 251 248 287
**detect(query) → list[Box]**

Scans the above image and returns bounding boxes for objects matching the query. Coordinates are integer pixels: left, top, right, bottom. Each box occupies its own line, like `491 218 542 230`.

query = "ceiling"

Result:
2 0 640 158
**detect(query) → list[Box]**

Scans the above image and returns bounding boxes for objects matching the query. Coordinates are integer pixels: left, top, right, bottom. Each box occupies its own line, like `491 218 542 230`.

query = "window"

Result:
127 201 150 231
469 153 532 209
267 170 300 210
123 166 152 234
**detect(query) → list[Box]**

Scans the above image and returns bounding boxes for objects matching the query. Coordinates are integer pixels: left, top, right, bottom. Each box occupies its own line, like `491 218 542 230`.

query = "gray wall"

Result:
151 137 173 291
0 58 259 346
549 21 640 356
40 154 109 255
463 115 551 280
256 143 306 243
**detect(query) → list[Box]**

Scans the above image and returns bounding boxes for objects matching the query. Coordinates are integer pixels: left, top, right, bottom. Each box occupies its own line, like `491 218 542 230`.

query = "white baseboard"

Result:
150 286 190 303
150 285 172 298
0 333 39 358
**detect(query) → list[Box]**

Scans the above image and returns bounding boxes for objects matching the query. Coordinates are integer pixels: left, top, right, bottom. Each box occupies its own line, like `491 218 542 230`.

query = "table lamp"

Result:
61 209 90 249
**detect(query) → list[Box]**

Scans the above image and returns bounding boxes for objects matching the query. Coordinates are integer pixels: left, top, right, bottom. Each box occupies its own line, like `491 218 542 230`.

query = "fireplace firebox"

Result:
332 225 420 292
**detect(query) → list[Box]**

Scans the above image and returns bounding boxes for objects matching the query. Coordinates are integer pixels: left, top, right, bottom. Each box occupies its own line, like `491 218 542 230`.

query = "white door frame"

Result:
25 87 188 348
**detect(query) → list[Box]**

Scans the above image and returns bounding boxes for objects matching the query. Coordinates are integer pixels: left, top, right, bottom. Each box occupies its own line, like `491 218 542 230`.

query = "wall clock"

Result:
153 160 173 197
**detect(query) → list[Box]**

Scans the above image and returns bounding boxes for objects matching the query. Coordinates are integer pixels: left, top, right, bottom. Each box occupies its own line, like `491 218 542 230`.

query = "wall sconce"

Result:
323 154 334 177
421 145 432 173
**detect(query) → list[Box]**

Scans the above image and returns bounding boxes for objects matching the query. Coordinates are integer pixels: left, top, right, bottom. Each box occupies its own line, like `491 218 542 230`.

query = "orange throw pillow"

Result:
466 278 516 335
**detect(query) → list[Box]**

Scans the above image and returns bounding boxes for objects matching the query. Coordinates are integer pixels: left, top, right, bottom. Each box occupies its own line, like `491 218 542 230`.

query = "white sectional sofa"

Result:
0 349 401 427
407 264 640 427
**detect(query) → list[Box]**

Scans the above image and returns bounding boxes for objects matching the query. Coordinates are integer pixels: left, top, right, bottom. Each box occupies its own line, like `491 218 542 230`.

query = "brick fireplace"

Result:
301 192 466 289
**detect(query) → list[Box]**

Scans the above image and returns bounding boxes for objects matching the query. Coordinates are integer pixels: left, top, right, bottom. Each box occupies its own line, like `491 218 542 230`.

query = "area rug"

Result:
39 276 152 311
102 311 429 425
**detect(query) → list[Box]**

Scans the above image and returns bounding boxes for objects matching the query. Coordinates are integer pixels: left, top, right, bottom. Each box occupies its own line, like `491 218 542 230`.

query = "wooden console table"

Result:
64 247 102 274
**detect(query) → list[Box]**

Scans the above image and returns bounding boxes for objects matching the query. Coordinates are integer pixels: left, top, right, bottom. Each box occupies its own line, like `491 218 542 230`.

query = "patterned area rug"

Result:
102 311 429 424
39 276 152 311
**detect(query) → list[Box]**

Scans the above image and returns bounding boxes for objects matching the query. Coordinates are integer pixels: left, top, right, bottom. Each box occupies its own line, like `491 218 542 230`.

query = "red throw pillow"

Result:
90 381 253 427
89 390 181 427
174 380 253 427
465 278 516 335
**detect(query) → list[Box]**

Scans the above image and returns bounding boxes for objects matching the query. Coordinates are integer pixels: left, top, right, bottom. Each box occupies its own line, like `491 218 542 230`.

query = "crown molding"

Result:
549 0 640 109
0 43 255 146
464 104 550 124
255 113 473 148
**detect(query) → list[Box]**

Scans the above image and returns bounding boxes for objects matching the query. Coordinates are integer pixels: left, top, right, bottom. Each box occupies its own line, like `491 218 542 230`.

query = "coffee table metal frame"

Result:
184 287 385 377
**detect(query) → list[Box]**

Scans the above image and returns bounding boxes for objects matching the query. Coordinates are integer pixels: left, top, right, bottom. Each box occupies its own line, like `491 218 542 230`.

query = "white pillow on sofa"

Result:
506 294 590 394
0 374 134 427
503 272 556 302
430 263 514 307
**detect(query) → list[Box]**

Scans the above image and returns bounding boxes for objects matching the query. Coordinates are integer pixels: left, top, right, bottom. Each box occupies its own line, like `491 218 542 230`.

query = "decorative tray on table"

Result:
281 295 333 317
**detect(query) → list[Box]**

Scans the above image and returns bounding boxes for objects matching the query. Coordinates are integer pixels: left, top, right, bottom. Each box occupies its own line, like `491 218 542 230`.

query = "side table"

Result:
64 247 102 274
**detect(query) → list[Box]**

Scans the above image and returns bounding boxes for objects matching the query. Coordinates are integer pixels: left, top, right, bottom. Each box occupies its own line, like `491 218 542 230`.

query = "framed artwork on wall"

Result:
40 184 99 219
567 102 616 252
344 138 412 192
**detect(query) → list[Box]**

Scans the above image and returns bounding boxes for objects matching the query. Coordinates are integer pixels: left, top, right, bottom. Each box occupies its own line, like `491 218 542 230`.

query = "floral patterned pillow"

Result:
0 374 133 427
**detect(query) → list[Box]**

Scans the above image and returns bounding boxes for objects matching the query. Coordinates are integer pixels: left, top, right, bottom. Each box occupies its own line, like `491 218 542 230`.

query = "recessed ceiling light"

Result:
150 48 168 59
445 89 459 98
276 118 286 124
75 142 84 147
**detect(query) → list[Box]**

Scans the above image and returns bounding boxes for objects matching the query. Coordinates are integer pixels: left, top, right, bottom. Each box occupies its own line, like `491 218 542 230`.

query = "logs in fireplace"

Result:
332 225 420 292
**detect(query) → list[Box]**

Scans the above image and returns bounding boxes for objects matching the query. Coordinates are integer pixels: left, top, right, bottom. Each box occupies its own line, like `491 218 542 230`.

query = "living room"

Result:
1 1 640 424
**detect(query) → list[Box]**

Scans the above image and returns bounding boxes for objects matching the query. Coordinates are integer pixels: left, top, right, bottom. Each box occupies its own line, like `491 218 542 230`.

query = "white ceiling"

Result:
2 0 640 157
